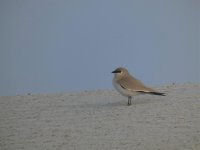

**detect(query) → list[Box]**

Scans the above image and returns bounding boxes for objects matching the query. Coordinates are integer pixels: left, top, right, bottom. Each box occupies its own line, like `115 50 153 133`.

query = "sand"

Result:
0 83 200 150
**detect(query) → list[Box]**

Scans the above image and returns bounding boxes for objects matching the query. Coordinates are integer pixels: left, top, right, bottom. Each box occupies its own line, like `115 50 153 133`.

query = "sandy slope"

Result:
0 84 200 150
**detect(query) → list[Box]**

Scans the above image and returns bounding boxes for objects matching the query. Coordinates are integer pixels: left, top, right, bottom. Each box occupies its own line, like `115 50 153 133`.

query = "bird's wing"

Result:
117 75 156 93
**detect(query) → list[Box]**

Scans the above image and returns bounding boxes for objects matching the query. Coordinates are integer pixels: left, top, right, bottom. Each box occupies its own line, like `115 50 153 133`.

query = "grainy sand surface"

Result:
0 84 200 150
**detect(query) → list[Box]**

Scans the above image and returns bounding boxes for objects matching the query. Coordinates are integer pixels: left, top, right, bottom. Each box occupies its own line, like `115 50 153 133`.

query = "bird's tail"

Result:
149 92 165 96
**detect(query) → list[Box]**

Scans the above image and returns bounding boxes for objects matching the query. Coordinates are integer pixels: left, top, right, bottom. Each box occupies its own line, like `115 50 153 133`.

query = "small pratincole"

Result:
112 67 165 106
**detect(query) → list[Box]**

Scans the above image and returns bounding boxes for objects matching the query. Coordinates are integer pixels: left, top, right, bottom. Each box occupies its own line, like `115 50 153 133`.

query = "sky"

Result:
0 0 199 96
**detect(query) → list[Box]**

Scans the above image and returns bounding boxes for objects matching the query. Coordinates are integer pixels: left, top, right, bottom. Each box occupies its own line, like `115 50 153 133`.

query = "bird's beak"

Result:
112 70 120 73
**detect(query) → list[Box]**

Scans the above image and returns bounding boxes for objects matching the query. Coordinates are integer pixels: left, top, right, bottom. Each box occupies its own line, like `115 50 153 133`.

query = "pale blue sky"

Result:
0 0 199 96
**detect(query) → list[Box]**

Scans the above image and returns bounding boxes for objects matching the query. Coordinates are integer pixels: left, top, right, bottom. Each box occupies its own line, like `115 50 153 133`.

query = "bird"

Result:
112 67 165 106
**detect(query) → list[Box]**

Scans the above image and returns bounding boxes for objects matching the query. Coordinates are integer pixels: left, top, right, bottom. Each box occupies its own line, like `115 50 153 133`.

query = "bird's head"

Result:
112 67 129 80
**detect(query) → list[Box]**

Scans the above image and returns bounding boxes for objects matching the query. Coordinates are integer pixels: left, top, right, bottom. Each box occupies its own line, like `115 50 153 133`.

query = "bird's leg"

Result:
128 96 132 106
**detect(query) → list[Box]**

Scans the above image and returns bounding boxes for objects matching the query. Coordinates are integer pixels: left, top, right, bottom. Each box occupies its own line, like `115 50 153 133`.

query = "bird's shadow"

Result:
69 97 161 109
105 95 165 107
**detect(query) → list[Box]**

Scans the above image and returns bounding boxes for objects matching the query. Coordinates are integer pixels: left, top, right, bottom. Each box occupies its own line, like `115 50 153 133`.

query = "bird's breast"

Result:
112 78 137 97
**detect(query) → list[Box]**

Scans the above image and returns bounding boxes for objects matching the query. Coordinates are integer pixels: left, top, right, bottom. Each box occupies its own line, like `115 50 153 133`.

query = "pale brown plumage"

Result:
112 67 165 105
